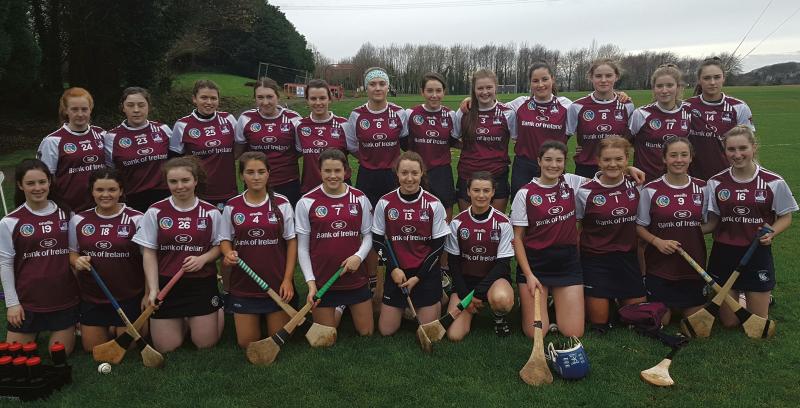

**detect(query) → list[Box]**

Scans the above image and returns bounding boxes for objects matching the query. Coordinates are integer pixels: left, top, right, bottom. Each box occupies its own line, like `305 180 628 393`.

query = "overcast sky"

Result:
273 0 800 72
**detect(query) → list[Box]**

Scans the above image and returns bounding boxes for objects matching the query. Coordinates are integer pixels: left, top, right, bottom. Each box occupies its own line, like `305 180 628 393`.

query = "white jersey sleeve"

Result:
566 102 583 136
103 131 116 167
278 200 296 240
0 217 18 259
629 108 649 136
497 219 515 258
132 207 160 249
37 136 61 174
444 218 461 255
209 207 222 246
355 195 373 261
575 185 591 220
398 107 410 138
218 204 234 242
504 108 517 140
170 121 187 154
0 217 19 307
371 198 389 235
294 197 312 235
769 179 798 216
734 103 755 130
344 111 359 153
68 214 84 252
452 109 464 140
431 201 450 239
235 114 250 145
510 186 530 226
636 186 654 226
706 179 722 216
505 96 527 112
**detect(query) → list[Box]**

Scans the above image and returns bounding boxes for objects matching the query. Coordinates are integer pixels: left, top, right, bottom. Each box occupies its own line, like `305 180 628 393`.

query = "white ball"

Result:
98 362 112 374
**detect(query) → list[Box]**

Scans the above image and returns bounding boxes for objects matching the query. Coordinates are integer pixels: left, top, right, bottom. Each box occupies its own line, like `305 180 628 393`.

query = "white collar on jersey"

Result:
531 175 562 188
421 104 443 113
699 93 727 106
592 172 627 188
467 206 495 224
365 102 390 114
532 95 556 104
93 204 127 219
394 188 424 204
654 102 683 114
257 107 285 120
477 101 499 112
23 201 58 216
241 190 271 208
168 196 200 212
309 112 334 123
660 174 692 189
61 123 92 136
728 164 762 184
121 120 152 131
589 92 618 104
191 110 219 122
320 184 351 199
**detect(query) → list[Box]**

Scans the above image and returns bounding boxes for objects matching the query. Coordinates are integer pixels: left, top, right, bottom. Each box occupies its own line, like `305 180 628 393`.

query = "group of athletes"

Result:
0 57 796 358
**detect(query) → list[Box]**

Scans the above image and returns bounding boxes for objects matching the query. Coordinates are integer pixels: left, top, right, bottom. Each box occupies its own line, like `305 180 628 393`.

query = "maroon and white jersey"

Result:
629 103 691 182
576 175 639 255
685 94 754 180
104 121 171 194
637 176 708 280
0 202 78 312
445 208 514 278
68 206 144 304
405 105 457 169
567 94 634 166
507 95 572 160
171 111 238 201
510 174 585 250
345 103 409 170
708 166 798 247
235 108 301 186
37 125 106 212
373 189 451 269
453 102 516 178
295 185 372 290
132 197 221 279
219 192 295 297
295 113 352 193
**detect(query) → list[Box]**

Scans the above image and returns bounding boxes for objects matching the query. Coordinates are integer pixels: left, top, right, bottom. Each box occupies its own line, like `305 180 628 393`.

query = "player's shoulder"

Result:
555 96 573 107
689 176 707 187
352 103 369 114
757 166 785 183
332 114 348 124
281 108 302 119
573 94 594 105
89 125 106 133
490 208 511 223
239 108 259 119
387 102 405 112
122 206 144 218
175 112 195 124
347 185 368 199
272 192 292 207
197 199 221 213
496 102 513 112
638 102 660 113
643 176 666 191
225 193 246 208
378 188 399 203
421 189 441 204
723 94 748 106
149 197 172 210
684 95 702 104
452 208 471 222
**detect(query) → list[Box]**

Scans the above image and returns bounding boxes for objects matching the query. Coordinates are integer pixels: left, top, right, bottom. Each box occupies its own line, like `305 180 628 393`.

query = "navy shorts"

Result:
574 164 599 179
457 167 511 201
356 167 398 206
582 251 646 299
459 274 512 300
225 293 299 315
511 156 540 197
316 285 372 308
6 305 79 334
645 274 706 309
273 179 301 207
516 245 583 287
80 295 143 327
708 242 775 292
426 165 456 208
383 267 442 308
152 275 222 319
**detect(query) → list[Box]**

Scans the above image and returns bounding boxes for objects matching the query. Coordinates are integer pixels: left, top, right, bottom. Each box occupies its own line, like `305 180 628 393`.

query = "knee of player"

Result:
489 293 515 313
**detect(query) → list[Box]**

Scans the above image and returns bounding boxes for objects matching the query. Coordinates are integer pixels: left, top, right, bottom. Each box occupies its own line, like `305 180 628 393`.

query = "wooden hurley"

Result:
519 288 553 386
421 290 475 342
401 287 433 353
641 348 677 387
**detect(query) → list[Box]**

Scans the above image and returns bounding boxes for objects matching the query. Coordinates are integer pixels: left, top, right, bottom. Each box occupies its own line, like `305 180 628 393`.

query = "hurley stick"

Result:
519 288 553 386
420 290 475 342
641 347 678 387
383 236 433 353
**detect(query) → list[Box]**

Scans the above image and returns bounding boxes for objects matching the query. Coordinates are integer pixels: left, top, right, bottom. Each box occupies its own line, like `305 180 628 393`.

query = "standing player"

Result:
68 169 145 351
630 64 691 182
567 59 635 178
37 87 105 212
454 69 515 212
576 137 646 330
705 125 796 325
685 57 755 180
296 79 352 194
0 159 79 354
171 80 238 209
234 77 302 205
132 156 223 352
295 149 374 338
445 171 515 340
104 87 173 212
636 138 709 324
219 152 298 347
372 152 451 335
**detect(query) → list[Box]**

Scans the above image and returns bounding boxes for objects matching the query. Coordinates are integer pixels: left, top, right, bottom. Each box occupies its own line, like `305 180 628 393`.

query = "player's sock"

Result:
493 312 510 337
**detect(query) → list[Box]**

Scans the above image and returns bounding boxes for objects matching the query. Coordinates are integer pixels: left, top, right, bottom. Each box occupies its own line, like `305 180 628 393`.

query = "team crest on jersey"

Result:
755 189 767 203
582 111 595 121
656 195 670 207
188 128 201 139
152 133 163 142
527 101 537 110
592 195 606 206
389 120 398 129
626 188 637 201
419 210 430 221
387 208 400 221
281 123 291 133
117 225 130 237
159 217 174 230
60 220 69 231
249 123 262 132
63 143 77 154
560 188 570 200
691 109 701 118
718 189 731 201
315 206 328 218
233 213 246 225
359 119 371 130
301 127 312 137
530 194 543 206
649 119 662 130
758 271 769 282
197 218 207 230
459 228 470 240
221 125 230 134
692 194 702 206
721 112 732 123
267 212 278 224
331 128 340 138
614 110 624 121
441 120 449 128
81 224 96 236
681 120 688 131
492 116 502 125
413 115 424 125
349 203 359 216
19 224 35 237
119 137 133 148
490 229 500 242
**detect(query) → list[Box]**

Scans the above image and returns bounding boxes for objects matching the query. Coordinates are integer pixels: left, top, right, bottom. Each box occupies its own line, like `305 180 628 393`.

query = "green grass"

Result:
2 80 800 406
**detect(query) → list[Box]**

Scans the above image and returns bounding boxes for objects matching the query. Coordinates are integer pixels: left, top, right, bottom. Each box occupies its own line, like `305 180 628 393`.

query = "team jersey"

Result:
104 120 172 195
453 102 516 178
685 94 754 180
373 189 450 270
405 105 457 169
295 185 372 290
235 108 301 186
707 166 798 247
637 176 708 280
218 192 295 298
510 173 585 250
567 93 634 166
171 111 238 202
37 124 106 212
445 207 514 278
295 113 352 193
345 103 409 170
0 202 78 312
629 103 692 182
68 206 144 304
576 175 639 255
132 197 221 279
506 95 572 160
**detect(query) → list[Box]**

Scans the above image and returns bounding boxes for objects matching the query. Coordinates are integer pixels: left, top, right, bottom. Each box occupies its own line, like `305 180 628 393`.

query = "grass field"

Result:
1 75 799 406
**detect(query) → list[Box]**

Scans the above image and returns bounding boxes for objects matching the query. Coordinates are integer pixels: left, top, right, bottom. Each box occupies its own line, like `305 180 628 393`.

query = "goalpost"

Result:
256 62 311 84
